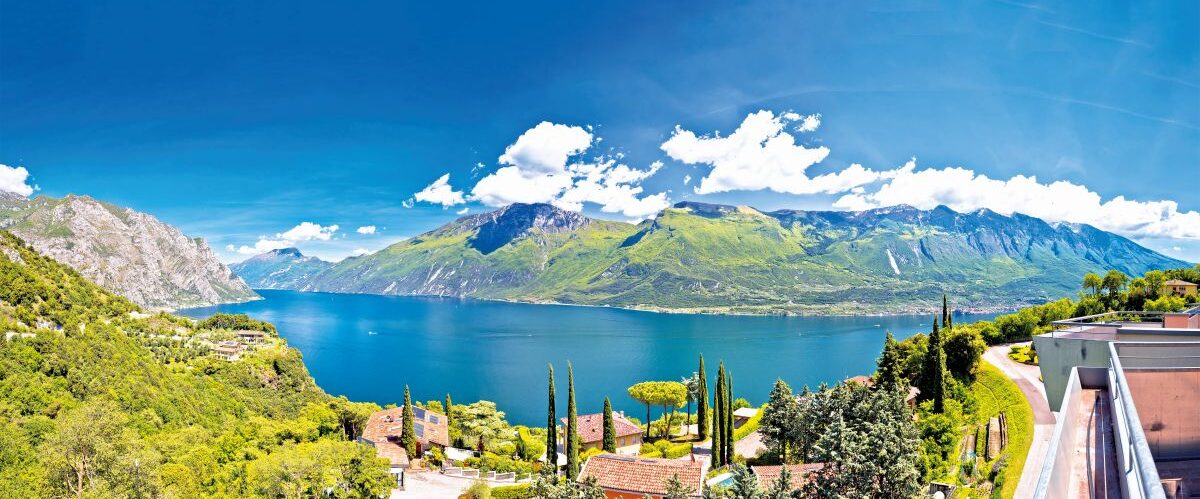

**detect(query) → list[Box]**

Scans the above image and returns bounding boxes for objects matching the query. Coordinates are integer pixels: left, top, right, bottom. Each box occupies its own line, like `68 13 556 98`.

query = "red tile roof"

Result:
580 454 705 497
561 412 642 444
751 463 826 491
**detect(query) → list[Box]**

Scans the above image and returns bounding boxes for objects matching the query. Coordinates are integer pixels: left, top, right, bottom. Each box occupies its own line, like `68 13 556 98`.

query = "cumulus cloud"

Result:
351 248 370 256
234 238 294 255
833 160 1200 240
279 222 339 241
233 222 340 255
356 225 377 235
0 164 35 197
413 174 466 207
661 110 889 196
436 121 669 219
456 207 470 215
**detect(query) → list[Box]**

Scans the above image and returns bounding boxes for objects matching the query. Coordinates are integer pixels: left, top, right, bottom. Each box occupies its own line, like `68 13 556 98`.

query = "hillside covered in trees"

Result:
0 231 392 497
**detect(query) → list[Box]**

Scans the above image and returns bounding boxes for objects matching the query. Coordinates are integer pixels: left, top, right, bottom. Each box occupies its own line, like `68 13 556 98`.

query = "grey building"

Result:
1032 306 1200 499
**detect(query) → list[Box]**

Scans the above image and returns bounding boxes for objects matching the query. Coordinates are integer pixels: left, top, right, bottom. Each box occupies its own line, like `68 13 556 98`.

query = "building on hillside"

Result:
235 329 267 343
750 463 825 492
732 407 758 429
579 453 707 499
1161 279 1198 297
360 406 450 474
1032 305 1200 498
213 340 244 361
561 411 644 455
843 375 921 410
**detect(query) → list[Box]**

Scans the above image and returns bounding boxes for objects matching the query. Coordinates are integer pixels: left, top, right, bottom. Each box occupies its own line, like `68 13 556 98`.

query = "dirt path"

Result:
983 343 1056 499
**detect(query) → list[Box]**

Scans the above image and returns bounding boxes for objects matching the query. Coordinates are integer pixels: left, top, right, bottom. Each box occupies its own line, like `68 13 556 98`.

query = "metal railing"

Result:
1107 342 1166 499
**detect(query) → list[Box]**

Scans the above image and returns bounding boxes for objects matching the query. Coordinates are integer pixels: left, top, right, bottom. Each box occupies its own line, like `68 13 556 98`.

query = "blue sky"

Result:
1 0 1197 262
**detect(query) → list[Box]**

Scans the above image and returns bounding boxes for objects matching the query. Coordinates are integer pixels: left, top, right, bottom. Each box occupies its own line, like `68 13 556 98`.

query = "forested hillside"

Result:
0 231 391 497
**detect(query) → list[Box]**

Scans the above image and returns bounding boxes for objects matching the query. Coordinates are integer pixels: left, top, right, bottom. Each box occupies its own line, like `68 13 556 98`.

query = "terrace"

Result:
1033 307 1200 499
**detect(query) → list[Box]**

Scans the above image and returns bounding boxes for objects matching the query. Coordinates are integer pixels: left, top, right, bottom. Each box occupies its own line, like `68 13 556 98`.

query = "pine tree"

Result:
761 379 798 463
400 385 417 456
765 466 795 499
566 362 580 479
697 354 709 440
546 364 557 468
922 318 947 413
664 473 691 499
875 331 904 390
602 397 616 453
728 464 763 499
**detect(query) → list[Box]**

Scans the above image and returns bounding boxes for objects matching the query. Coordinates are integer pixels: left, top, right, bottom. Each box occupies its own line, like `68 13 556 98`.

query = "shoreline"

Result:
200 287 1019 319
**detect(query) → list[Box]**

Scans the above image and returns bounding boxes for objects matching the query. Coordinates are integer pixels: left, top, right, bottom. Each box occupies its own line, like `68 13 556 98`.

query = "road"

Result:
983 342 1056 499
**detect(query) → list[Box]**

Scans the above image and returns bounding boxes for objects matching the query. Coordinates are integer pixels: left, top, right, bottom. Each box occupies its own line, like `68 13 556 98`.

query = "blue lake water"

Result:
181 290 997 426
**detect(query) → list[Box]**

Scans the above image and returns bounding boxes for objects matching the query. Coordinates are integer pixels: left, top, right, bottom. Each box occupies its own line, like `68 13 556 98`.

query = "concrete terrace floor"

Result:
984 343 1057 499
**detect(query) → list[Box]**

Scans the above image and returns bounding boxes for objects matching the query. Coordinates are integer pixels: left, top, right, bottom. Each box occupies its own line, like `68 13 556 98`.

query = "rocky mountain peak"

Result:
2 193 258 309
466 203 592 254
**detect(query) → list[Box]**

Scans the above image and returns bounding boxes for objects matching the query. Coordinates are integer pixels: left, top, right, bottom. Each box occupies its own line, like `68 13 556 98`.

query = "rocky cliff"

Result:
0 193 258 309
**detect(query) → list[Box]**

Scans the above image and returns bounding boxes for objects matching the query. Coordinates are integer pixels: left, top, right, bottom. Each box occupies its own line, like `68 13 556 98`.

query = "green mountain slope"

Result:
291 202 1189 314
0 231 390 497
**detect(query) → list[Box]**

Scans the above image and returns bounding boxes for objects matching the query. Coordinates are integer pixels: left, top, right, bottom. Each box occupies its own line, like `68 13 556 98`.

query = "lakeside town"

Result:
323 273 1200 498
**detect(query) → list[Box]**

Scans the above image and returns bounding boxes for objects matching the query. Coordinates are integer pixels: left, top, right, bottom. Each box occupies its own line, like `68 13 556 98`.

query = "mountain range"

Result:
234 202 1189 314
0 192 257 310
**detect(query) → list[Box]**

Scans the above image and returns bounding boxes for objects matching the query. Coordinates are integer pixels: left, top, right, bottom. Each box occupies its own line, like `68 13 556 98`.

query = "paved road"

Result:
983 342 1056 499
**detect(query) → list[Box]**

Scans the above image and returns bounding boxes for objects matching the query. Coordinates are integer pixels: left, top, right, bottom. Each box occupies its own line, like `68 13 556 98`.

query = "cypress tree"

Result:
942 294 949 329
602 397 616 453
697 354 709 440
712 364 723 466
444 393 453 427
724 371 734 465
546 364 557 467
566 362 580 479
923 318 947 413
401 385 417 456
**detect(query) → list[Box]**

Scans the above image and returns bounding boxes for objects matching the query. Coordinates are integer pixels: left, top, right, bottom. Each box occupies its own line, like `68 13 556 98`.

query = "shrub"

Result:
490 484 534 499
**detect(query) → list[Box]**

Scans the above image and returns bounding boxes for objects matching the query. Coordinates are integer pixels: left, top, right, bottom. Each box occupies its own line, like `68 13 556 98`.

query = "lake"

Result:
181 290 997 426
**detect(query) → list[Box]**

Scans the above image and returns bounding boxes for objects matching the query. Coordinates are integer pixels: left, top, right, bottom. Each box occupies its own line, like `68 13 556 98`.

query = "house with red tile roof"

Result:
580 453 707 499
360 406 450 472
751 463 825 492
561 411 644 455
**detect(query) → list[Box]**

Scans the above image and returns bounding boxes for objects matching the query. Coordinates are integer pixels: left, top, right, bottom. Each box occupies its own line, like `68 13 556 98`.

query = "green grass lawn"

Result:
968 361 1034 498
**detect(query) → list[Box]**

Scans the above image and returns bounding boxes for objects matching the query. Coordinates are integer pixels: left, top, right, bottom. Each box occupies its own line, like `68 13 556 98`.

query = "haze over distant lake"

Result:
182 290 997 425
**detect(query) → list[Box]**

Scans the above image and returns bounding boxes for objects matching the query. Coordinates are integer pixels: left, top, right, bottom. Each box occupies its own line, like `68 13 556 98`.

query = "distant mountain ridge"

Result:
235 202 1189 314
230 247 334 289
0 193 258 309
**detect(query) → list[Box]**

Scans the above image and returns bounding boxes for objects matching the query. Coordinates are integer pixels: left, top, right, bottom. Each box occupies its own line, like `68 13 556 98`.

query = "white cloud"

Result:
797 113 821 132
1173 246 1183 252
833 160 1200 240
402 199 415 209
351 248 370 256
661 110 887 196
356 225 377 235
232 222 339 255
499 121 594 175
683 174 692 185
279 222 338 241
464 121 670 219
413 174 466 207
234 238 293 255
456 207 470 215
0 164 35 197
